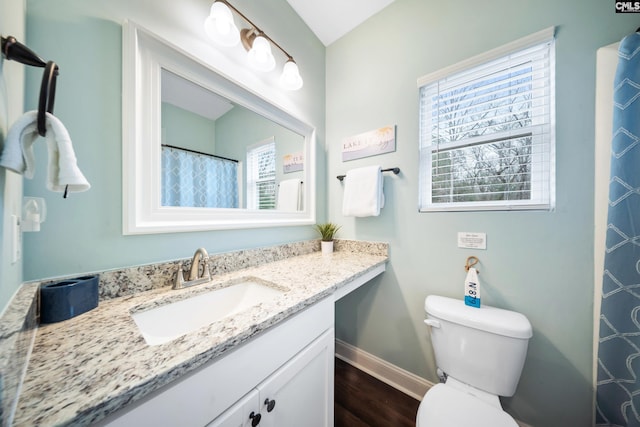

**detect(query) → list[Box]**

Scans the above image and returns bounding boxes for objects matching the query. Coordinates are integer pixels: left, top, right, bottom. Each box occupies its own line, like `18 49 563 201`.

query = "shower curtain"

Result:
596 31 640 427
161 145 239 208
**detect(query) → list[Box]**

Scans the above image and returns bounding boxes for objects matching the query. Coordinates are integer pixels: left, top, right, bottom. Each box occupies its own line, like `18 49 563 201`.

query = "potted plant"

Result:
314 222 341 255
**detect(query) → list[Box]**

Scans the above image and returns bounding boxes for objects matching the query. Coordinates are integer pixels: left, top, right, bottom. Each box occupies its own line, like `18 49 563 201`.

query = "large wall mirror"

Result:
123 22 316 234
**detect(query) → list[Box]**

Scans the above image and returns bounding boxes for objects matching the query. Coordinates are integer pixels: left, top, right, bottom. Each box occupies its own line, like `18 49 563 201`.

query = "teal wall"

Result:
162 103 217 155
19 0 326 283
328 0 637 426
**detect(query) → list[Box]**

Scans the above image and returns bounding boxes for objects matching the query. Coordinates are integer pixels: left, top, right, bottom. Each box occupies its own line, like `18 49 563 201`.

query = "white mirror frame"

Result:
122 22 316 234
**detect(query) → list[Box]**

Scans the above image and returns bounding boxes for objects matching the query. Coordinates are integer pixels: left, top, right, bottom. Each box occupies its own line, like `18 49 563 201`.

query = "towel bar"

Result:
337 167 400 181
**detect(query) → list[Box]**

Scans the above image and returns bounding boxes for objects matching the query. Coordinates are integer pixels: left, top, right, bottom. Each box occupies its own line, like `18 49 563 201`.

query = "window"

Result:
247 138 276 210
418 28 555 211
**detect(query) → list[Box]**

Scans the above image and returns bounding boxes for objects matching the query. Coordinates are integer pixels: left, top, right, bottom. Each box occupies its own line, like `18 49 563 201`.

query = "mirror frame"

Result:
122 22 316 234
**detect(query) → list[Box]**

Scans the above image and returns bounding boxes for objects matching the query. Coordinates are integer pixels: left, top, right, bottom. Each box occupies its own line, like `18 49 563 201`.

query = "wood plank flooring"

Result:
335 357 420 427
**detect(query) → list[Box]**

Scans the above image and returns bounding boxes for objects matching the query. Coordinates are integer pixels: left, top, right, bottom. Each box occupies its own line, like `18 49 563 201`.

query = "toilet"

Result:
416 295 532 427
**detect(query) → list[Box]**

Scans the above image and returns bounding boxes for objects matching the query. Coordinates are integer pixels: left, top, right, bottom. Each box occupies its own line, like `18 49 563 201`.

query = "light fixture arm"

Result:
215 0 295 62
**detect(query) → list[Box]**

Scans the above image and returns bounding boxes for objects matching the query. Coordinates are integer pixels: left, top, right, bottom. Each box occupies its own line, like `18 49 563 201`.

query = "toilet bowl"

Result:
416 295 532 427
416 381 517 427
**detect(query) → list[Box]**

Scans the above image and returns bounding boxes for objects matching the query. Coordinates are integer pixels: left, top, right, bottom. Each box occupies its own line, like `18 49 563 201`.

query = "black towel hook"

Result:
1 35 46 67
1 35 59 136
2 35 67 197
37 61 58 137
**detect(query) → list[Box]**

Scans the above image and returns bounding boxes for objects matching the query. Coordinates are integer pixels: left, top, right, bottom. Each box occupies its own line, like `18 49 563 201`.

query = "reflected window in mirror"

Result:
246 138 276 210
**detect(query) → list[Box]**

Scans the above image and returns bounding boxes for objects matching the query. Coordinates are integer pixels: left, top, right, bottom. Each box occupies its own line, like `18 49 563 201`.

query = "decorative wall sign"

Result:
342 125 396 161
283 151 304 173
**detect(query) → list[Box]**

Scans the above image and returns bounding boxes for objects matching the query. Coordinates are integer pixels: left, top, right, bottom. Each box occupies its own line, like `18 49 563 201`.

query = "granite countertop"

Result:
12 248 387 426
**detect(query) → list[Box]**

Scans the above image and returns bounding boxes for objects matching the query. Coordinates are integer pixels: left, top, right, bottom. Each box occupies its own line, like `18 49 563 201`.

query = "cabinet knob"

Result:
264 398 276 412
249 411 262 426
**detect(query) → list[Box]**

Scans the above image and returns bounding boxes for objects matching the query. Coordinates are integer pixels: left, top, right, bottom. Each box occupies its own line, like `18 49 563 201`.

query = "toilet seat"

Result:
416 383 518 427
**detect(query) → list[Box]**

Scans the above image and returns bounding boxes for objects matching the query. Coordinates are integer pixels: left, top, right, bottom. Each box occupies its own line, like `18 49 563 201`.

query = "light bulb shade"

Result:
280 60 303 90
204 2 240 47
247 35 276 72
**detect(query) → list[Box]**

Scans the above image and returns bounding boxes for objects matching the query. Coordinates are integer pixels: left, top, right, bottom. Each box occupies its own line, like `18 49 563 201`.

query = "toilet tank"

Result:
425 295 532 397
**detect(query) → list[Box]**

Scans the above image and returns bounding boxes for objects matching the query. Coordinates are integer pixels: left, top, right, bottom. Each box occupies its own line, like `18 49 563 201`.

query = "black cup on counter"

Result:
40 275 99 323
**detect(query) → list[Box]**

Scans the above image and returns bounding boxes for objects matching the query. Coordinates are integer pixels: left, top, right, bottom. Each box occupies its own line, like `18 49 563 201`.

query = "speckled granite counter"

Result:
11 241 387 426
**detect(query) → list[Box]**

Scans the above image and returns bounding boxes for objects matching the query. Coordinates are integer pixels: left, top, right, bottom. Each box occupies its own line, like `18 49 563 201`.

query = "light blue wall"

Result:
162 103 217 154
20 0 326 283
328 0 637 426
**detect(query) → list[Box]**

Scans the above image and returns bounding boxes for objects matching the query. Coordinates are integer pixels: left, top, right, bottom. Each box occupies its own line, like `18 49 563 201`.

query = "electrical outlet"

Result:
11 214 21 264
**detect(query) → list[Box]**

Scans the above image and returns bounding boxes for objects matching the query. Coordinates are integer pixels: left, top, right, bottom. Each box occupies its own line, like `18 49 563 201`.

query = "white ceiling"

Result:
162 69 234 121
285 0 395 46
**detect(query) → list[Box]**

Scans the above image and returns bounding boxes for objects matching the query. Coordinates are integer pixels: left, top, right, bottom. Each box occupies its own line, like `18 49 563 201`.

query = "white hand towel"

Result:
342 165 385 217
277 178 302 211
0 111 90 193
0 110 36 176
44 112 90 192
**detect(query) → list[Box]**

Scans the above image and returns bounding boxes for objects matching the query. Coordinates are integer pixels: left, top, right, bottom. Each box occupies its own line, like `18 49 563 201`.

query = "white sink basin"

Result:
132 278 286 345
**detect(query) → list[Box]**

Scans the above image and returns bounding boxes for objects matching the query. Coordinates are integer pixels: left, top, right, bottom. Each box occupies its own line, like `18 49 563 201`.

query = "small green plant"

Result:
314 222 341 242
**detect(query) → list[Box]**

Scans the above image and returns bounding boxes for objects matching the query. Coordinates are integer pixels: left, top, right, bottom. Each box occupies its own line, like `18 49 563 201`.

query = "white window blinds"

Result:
247 138 276 210
418 27 555 211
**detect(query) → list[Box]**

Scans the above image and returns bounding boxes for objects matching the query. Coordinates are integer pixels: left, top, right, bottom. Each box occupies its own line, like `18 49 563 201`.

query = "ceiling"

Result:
162 69 234 121
285 0 395 46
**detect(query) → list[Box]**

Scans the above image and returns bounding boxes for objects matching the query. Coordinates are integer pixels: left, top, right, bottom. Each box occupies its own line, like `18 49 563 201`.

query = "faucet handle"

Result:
202 257 211 281
173 261 185 289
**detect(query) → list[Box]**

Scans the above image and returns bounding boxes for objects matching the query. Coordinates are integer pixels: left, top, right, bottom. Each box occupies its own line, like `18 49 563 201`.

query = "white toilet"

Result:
416 295 532 427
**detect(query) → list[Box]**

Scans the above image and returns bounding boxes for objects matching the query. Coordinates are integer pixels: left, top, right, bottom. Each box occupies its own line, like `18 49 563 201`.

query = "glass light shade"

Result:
204 2 240 47
247 35 276 72
280 60 303 91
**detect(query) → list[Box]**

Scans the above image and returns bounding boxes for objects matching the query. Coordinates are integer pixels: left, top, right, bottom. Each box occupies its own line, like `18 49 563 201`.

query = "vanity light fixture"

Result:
204 0 303 90
204 2 240 46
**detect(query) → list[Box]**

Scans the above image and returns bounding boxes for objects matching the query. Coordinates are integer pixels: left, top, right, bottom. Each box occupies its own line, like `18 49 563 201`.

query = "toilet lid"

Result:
417 384 518 427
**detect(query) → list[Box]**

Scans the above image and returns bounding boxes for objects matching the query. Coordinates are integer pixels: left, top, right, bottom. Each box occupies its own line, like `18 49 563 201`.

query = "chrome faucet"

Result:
173 247 211 289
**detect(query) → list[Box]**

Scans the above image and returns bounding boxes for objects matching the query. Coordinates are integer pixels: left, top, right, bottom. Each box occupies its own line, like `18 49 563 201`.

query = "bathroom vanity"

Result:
10 241 387 426
99 297 335 427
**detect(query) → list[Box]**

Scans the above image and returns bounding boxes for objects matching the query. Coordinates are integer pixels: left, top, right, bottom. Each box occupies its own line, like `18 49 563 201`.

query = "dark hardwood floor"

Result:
335 357 420 427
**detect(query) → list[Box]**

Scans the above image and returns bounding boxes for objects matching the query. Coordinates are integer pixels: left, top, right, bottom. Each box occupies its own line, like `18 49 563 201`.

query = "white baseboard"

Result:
335 339 534 427
335 338 433 401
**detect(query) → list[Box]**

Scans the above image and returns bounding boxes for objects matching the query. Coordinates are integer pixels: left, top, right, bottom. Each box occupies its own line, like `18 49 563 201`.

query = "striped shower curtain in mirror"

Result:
596 31 640 427
161 145 239 208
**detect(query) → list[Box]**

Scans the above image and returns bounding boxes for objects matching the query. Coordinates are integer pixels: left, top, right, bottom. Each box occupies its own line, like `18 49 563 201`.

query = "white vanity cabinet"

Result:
97 297 334 427
208 329 334 427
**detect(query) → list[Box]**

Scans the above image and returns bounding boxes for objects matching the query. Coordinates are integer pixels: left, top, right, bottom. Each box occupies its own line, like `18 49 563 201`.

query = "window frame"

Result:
246 137 277 210
417 27 556 212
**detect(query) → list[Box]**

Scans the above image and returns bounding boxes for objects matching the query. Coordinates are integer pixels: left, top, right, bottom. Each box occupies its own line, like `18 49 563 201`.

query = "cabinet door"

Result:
258 329 334 427
206 389 259 427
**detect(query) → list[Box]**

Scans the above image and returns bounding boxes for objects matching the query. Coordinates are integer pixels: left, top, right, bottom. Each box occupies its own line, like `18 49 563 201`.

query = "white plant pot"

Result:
321 240 334 255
